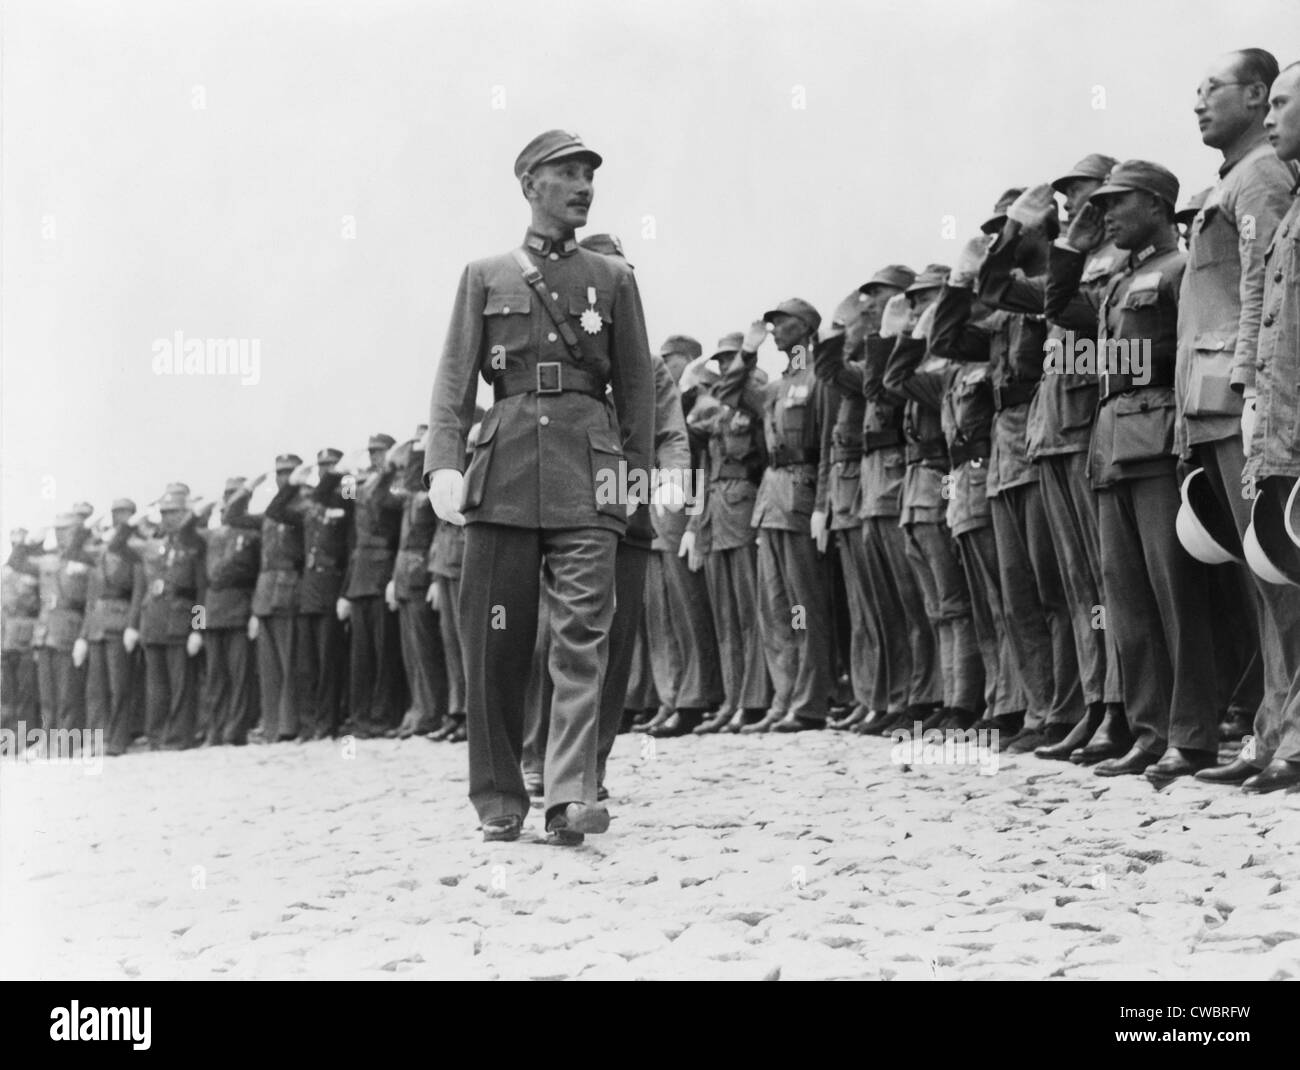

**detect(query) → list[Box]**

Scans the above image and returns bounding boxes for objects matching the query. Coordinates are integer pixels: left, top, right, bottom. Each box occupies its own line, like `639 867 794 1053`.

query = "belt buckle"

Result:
536 362 562 394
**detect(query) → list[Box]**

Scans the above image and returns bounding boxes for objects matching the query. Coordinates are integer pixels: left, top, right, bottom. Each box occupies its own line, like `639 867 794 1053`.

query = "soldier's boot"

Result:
1036 702 1104 760
1070 703 1132 765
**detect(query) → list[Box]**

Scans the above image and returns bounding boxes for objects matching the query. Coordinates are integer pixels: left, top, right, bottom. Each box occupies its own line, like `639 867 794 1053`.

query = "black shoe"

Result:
1194 755 1260 785
648 710 704 738
1218 709 1254 742
693 708 734 735
596 783 610 802
636 705 674 733
939 707 979 731
920 706 951 732
1071 707 1133 765
447 720 467 743
1094 744 1161 777
829 705 868 731
1242 758 1300 794
1145 747 1218 783
1036 706 1103 761
618 709 639 734
482 815 522 843
1003 728 1046 753
741 709 785 734
859 709 908 736
772 713 825 733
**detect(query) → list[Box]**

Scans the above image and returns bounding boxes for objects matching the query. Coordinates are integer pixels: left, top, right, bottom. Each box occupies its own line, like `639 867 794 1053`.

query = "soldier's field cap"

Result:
223 476 247 494
1051 153 1118 192
158 490 189 512
712 331 744 358
110 497 136 514
72 501 94 519
165 482 191 495
579 233 630 265
859 265 917 294
907 263 952 295
54 511 81 528
762 298 822 336
831 290 870 328
981 188 1026 234
1176 187 1212 226
514 130 603 180
368 434 396 451
1088 160 1179 210
275 453 303 472
317 447 344 465
661 335 703 360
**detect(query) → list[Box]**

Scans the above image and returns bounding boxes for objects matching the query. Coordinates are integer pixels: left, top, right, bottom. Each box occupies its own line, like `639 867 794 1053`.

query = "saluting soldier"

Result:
1 529 42 732
127 489 207 750
424 129 655 844
77 498 143 755
33 512 95 735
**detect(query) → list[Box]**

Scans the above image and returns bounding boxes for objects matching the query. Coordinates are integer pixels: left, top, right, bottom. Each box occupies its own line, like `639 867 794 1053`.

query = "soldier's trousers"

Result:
255 614 297 740
956 524 1026 718
1197 437 1300 764
461 523 617 822
36 648 86 732
703 542 771 711
296 613 346 738
199 629 255 745
399 596 448 732
435 576 466 716
902 521 983 713
860 515 939 711
624 615 657 710
756 528 832 719
86 636 135 754
830 527 878 709
1 650 39 730
1039 452 1122 706
653 547 722 711
990 482 1083 730
143 643 196 750
348 596 403 732
1098 470 1219 754
643 554 680 710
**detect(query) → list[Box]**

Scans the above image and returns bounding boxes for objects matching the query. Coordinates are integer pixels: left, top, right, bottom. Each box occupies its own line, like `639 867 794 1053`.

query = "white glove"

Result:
951 235 993 288
384 579 397 612
72 637 89 668
186 631 203 657
652 470 688 515
879 293 914 339
810 510 829 554
1005 183 1058 230
428 468 466 526
425 583 440 610
1242 394 1259 457
336 598 352 622
912 302 937 342
123 627 140 653
678 529 704 573
247 616 260 641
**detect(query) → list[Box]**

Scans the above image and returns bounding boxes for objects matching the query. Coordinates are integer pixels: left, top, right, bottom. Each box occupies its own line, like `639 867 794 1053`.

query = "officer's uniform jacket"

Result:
227 483 303 618
1 547 41 654
929 284 1046 497
201 523 261 630
688 362 765 554
1054 239 1184 488
424 230 655 536
34 538 95 652
879 334 950 526
81 524 142 641
394 449 437 601
812 333 867 532
277 472 352 615
343 467 401 600
1245 188 1300 481
429 521 465 582
981 235 1122 460
639 354 691 553
1176 137 1299 457
129 520 208 645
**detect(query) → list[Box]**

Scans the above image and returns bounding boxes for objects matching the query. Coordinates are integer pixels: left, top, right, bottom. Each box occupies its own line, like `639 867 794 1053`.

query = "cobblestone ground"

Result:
2 729 1299 981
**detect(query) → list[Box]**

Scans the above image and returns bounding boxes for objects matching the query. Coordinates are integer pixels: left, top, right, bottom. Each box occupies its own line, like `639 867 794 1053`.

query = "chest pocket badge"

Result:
580 287 603 335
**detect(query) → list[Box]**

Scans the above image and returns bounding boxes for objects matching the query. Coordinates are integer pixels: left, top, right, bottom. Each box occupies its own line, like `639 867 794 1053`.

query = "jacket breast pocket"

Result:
1061 376 1099 432
462 411 499 511
483 292 533 359
1111 392 1176 465
268 571 299 614
1186 328 1240 417
1190 205 1234 270
588 427 627 520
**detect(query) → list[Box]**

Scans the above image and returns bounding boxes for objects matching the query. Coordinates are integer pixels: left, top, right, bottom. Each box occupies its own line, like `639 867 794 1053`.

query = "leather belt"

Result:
948 437 992 467
1099 372 1175 401
906 439 949 467
495 363 607 401
771 446 819 468
713 461 750 480
863 429 902 452
831 447 862 464
992 380 1037 411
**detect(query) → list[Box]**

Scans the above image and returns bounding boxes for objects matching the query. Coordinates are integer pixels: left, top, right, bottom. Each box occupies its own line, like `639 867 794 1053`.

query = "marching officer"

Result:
34 512 95 735
424 129 654 844
78 498 142 754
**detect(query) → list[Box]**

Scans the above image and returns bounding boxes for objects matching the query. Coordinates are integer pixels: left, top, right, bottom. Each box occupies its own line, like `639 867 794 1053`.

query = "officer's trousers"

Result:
624 615 657 711
1198 437 1300 764
461 523 617 822
643 554 680 710
435 576 466 716
86 636 135 754
1 649 39 730
347 596 402 732
956 524 1026 718
199 628 256 745
398 596 448 732
143 642 195 750
255 614 297 740
860 514 939 711
990 481 1082 730
832 526 879 710
1038 451 1121 706
902 521 983 713
36 648 86 733
755 527 832 719
655 547 722 711
297 613 346 738
1098 470 1219 753
703 542 772 711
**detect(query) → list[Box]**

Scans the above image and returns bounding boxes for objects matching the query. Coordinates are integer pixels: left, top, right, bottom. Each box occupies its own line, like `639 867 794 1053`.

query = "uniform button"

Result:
551 291 559 300
549 252 558 261
1263 314 1275 327
1276 272 1284 283
548 332 557 342
502 306 510 314
540 416 550 426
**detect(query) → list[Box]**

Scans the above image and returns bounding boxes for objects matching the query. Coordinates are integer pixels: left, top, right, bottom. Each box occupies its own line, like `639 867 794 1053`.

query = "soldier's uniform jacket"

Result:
982 235 1122 460
394 447 437 601
688 366 765 554
129 521 208 645
424 231 655 536
278 472 352 615
2 546 42 653
81 524 142 641
428 521 465 581
885 337 994 537
1056 240 1184 488
1176 137 1299 457
344 467 401 600
1245 189 1300 481
812 333 867 532
227 483 303 618
880 334 950 526
201 524 261 630
930 284 1047 497
33 538 96 652
638 355 692 554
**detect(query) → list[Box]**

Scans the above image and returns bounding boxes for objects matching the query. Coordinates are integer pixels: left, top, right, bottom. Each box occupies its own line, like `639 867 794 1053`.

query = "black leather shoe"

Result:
648 710 703 738
596 784 610 802
829 705 868 731
1194 755 1260 785
447 720 467 743
1094 744 1161 777
636 705 674 733
973 710 1024 737
692 708 733 735
773 714 825 733
939 707 979 731
741 709 785 734
1218 709 1254 742
544 813 584 846
1145 747 1218 783
723 708 753 733
1003 728 1046 753
1242 758 1300 794
1071 708 1133 765
920 705 951 732
630 708 656 729
482 815 522 843
1036 707 1103 761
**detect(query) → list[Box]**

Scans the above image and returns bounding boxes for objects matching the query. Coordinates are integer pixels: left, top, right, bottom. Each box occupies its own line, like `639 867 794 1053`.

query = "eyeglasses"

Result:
1195 80 1246 104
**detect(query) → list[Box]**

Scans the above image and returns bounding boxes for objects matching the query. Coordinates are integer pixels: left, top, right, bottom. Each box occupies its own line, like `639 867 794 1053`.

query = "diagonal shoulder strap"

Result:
512 247 585 362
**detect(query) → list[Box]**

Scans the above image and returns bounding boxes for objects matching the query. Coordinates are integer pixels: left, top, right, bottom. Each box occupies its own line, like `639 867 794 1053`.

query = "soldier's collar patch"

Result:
525 232 579 257
1130 271 1162 292
1132 245 1157 265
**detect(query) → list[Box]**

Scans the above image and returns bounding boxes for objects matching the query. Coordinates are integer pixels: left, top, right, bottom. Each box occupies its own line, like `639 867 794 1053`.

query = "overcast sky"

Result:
2 0 1294 530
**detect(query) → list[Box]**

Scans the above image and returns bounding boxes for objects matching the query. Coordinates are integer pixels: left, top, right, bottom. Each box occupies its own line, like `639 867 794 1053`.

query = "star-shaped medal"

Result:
580 287 602 335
